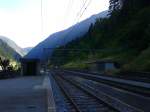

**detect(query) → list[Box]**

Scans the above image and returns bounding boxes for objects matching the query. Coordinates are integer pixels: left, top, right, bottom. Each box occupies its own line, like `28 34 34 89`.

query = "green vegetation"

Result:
51 0 150 71
0 39 15 60
0 39 20 70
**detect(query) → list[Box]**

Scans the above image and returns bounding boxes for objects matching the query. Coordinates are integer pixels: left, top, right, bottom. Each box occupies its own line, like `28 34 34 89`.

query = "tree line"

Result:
50 0 150 71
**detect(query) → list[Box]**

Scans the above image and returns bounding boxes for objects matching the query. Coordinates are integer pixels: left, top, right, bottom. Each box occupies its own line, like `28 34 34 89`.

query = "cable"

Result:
64 0 89 27
41 0 44 38
76 0 92 22
76 0 88 17
64 0 74 24
62 0 92 44
44 0 92 50
42 0 93 61
66 0 74 16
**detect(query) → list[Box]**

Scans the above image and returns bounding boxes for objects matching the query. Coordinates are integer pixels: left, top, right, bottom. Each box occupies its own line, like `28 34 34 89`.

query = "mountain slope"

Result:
50 4 150 71
0 36 25 57
23 47 33 54
0 39 18 60
0 36 25 60
25 10 109 60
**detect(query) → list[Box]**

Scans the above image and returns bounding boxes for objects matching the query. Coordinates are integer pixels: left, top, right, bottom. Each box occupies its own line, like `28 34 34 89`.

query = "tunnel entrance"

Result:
20 59 40 76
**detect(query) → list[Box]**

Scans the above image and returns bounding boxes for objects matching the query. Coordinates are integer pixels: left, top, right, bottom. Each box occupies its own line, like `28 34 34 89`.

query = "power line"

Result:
64 0 74 24
76 0 92 22
66 0 74 16
62 0 92 42
41 0 44 38
76 0 88 19
43 0 93 54
65 0 91 27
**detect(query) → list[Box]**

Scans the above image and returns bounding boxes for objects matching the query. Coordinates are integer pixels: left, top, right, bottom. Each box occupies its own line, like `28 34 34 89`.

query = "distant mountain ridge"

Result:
26 10 109 60
0 36 25 60
23 47 33 54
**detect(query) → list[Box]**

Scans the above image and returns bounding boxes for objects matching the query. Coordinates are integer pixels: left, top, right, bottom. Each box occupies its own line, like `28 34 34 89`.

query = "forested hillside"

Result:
51 0 150 71
0 39 21 61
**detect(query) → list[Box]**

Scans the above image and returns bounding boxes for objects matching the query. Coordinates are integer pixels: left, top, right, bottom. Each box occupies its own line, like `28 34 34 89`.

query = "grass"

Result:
123 47 150 71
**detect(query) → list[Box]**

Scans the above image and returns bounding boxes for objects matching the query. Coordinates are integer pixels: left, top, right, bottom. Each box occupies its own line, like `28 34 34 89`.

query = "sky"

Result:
0 0 109 48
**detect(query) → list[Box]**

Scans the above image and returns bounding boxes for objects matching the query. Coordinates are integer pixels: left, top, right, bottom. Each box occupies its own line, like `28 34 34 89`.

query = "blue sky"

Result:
0 0 21 8
0 0 109 48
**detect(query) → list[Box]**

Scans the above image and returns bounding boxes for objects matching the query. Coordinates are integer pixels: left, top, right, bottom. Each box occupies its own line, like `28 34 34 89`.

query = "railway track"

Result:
51 73 118 112
67 70 150 83
61 70 150 97
62 74 150 112
50 70 150 112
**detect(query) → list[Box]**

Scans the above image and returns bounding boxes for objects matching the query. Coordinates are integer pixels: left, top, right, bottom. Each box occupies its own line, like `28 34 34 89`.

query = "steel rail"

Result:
63 70 150 96
52 74 82 112
62 74 145 112
55 74 118 112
